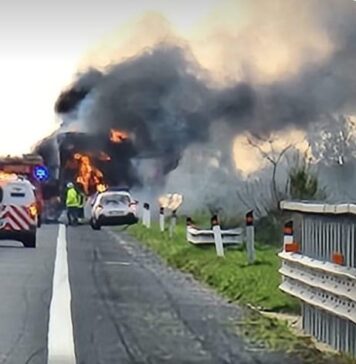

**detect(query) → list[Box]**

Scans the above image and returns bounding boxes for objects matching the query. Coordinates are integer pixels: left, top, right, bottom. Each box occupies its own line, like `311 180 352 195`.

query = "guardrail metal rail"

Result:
186 226 244 245
279 201 356 357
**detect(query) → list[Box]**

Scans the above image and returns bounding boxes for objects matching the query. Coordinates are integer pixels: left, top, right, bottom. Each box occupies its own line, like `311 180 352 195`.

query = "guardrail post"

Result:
159 207 165 232
169 210 177 238
211 214 224 257
245 210 255 264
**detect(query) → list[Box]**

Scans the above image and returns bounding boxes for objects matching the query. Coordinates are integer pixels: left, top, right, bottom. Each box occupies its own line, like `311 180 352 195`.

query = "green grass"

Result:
124 219 299 313
119 219 356 363
239 312 356 364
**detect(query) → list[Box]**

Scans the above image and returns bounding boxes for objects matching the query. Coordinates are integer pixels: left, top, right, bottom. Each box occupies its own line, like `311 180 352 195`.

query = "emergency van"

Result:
0 177 38 247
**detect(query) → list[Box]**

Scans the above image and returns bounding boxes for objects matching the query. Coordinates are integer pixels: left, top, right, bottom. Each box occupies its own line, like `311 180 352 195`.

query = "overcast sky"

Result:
0 0 217 155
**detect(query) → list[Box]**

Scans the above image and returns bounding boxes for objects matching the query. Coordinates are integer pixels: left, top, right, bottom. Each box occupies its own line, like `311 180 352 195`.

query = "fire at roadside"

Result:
33 123 177 222
58 129 135 194
35 129 138 195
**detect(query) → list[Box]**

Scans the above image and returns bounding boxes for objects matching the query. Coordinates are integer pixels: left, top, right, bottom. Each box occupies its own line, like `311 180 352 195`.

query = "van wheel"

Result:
23 234 36 248
90 219 101 230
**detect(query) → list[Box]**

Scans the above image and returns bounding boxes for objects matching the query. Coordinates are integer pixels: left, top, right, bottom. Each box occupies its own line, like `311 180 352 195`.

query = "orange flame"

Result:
73 153 105 195
96 184 107 193
110 129 128 143
0 171 18 181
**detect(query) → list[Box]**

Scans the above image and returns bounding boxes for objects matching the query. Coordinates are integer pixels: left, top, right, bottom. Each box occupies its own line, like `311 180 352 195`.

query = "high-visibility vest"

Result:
78 193 85 208
66 188 79 207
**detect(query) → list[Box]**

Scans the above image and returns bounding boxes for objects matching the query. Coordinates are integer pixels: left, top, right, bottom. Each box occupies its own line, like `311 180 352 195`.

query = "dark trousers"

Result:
78 207 84 219
67 206 78 225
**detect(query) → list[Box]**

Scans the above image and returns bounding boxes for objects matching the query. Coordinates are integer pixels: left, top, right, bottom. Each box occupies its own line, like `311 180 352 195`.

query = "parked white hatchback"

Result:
90 190 138 230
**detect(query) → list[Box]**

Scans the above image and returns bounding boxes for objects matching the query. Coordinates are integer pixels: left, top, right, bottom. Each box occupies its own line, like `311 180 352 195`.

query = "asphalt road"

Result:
0 224 301 364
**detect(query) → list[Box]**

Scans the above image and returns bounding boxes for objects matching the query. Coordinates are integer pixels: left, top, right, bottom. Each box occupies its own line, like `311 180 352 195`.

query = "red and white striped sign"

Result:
0 205 35 231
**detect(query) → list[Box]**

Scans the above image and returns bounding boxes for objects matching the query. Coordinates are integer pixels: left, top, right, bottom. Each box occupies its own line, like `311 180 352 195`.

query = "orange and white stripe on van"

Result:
0 204 36 231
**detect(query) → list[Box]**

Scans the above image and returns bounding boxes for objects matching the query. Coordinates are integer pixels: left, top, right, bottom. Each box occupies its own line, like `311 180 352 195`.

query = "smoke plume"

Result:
36 0 356 202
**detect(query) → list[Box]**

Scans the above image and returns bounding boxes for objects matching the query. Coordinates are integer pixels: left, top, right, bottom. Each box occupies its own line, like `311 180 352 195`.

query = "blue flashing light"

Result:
33 165 49 182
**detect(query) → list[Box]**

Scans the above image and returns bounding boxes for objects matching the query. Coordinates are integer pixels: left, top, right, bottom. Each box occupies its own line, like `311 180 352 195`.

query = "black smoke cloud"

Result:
54 45 257 162
50 44 257 187
38 0 356 188
55 69 103 114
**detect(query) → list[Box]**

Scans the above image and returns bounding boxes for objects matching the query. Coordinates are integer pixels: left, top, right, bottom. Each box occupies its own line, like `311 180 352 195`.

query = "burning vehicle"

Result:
34 129 139 208
34 126 175 222
57 130 137 194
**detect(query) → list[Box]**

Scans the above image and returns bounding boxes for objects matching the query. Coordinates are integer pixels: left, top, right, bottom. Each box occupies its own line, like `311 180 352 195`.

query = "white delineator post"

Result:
283 220 299 253
159 207 165 232
245 210 255 264
186 217 193 241
143 203 151 228
211 215 224 257
146 203 151 228
142 203 147 226
169 210 177 238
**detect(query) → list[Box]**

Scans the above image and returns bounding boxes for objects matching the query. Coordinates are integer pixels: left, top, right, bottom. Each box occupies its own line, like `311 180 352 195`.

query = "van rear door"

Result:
0 182 37 231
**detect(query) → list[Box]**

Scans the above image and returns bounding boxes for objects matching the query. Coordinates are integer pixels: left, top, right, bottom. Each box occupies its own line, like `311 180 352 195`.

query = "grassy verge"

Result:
121 220 356 363
239 312 355 364
125 220 298 313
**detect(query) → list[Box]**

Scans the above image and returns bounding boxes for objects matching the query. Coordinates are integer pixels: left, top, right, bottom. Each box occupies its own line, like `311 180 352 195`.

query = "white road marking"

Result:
104 261 131 266
48 224 76 364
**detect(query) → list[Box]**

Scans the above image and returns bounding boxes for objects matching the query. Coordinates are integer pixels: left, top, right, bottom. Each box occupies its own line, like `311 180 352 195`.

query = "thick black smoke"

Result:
55 69 103 114
37 0 356 190
53 45 256 167
48 45 256 187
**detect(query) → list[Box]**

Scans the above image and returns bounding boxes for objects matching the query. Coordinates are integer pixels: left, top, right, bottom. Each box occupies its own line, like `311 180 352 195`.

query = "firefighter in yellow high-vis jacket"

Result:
66 182 79 226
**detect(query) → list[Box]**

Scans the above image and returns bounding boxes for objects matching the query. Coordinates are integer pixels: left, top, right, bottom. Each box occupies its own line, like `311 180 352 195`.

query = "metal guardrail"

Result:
282 201 356 267
279 254 356 321
279 201 356 357
300 215 356 266
302 303 356 355
185 212 255 262
280 201 356 215
186 226 243 245
279 251 356 282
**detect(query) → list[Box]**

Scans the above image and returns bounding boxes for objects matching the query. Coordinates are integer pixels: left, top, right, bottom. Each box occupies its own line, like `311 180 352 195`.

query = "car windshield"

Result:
100 194 130 205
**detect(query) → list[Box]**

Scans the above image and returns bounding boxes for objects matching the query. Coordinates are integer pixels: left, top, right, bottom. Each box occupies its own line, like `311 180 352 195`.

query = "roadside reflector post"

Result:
186 217 192 241
159 207 165 232
211 214 224 257
186 217 193 227
169 210 177 238
245 210 255 264
143 203 151 228
146 203 151 229
283 220 299 252
142 203 147 226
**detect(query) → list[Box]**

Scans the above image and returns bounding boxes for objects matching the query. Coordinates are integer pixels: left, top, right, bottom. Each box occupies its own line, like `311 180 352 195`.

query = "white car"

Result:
90 190 138 230
0 178 38 247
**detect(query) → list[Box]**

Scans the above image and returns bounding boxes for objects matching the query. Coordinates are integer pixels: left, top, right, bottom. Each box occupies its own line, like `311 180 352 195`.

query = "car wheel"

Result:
23 234 36 248
90 218 101 230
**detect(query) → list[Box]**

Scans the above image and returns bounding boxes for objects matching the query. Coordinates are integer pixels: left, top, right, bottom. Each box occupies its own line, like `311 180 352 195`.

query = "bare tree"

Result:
236 178 274 217
246 134 292 207
307 114 356 201
310 115 356 166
